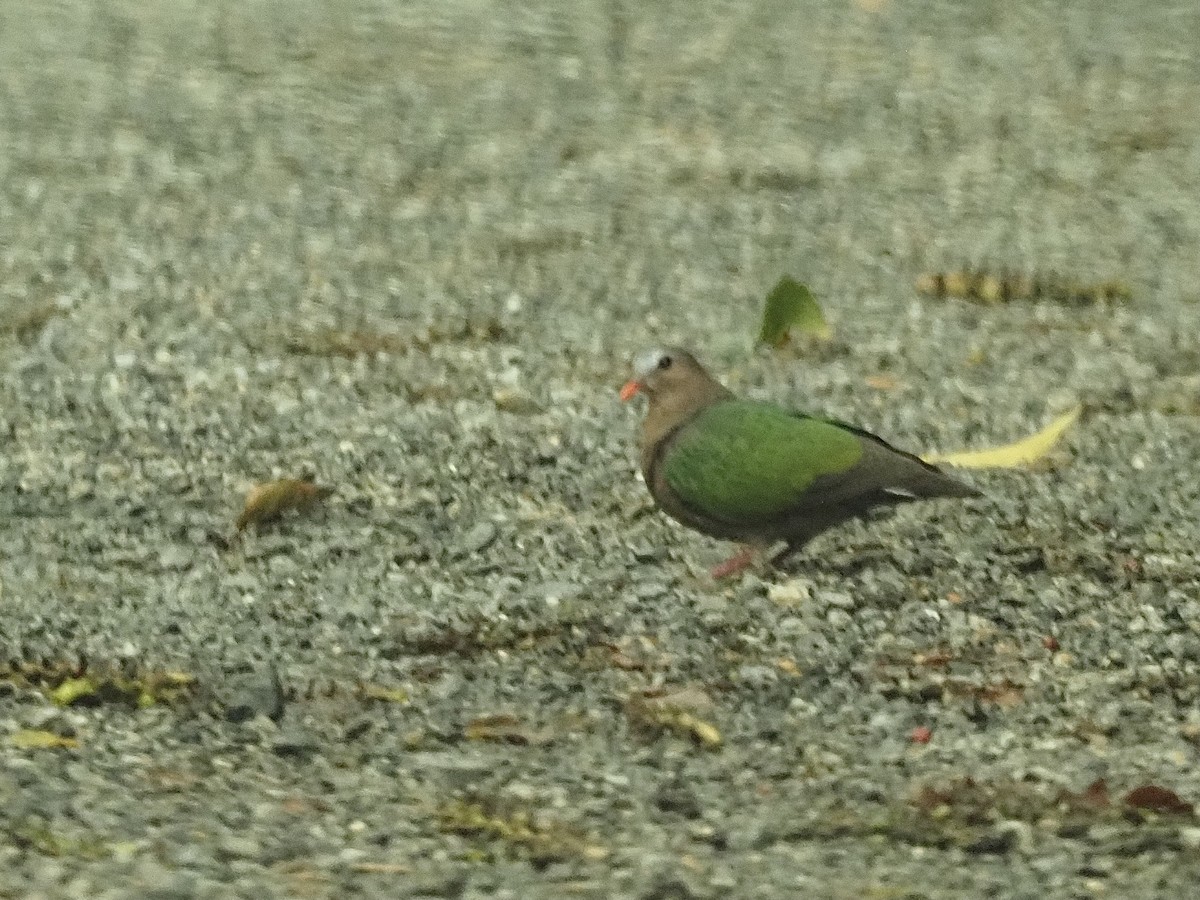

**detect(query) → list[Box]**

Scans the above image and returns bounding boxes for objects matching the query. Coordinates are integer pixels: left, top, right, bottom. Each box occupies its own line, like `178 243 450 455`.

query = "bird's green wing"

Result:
662 400 863 525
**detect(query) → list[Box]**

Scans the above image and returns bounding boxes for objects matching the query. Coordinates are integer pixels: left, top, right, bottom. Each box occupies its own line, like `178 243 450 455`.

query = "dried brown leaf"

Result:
283 328 409 358
1057 777 1110 812
1123 784 1193 815
436 800 606 863
915 270 1131 305
912 649 955 668
492 389 544 415
1 302 63 339
357 683 410 704
464 713 551 746
975 679 1025 709
1083 778 1111 809
236 477 332 531
625 686 721 748
864 374 900 391
349 862 413 875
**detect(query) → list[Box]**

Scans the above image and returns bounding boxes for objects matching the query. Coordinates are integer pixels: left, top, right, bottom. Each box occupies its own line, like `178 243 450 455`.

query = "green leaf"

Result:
50 677 99 706
757 277 831 347
359 683 410 704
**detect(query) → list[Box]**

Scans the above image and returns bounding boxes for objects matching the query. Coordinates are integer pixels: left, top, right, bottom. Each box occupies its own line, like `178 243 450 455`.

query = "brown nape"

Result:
636 350 733 458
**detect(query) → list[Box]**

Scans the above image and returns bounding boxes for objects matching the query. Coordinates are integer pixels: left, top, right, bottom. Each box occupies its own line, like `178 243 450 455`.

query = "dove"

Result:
620 348 980 578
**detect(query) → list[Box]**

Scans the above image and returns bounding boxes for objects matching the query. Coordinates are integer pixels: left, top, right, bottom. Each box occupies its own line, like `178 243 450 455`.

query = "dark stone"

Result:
654 778 702 819
224 664 286 723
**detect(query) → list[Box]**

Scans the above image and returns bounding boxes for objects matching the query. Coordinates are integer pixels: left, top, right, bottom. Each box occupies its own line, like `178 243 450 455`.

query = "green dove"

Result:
620 348 981 578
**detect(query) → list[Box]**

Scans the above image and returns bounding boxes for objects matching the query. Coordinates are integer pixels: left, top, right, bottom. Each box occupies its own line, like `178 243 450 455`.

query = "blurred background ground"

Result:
1 1 1199 897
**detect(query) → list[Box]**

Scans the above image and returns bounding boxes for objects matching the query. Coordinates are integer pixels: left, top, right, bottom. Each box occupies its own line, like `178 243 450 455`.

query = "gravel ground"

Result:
2 1 1199 897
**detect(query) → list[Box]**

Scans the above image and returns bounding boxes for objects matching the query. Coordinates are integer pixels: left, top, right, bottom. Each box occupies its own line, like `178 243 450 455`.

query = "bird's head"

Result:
620 346 735 425
619 347 707 403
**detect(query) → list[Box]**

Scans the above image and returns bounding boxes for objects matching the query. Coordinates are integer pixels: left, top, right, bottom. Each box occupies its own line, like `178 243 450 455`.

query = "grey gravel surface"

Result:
2 1 1199 897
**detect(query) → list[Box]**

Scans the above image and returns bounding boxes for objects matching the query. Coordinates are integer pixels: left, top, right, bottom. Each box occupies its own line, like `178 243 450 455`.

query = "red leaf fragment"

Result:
913 650 954 668
1055 777 1110 812
910 726 932 744
1123 784 1193 815
1081 778 1110 809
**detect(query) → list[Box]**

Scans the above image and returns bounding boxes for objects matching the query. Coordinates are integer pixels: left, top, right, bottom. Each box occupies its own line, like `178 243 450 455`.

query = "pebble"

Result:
455 521 498 556
216 835 263 861
272 728 320 757
223 666 286 723
632 581 669 601
820 591 856 610
767 581 811 607
826 608 853 628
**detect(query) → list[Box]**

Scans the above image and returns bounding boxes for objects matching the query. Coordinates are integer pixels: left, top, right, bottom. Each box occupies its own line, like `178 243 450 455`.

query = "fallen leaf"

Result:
939 677 1025 709
492 389 544 415
133 671 195 708
464 713 551 746
358 683 410 704
283 327 408 358
915 270 1131 306
976 680 1025 709
592 639 659 672
1082 778 1110 808
10 662 195 710
349 862 413 875
757 276 831 347
913 650 954 668
1 302 64 339
910 726 932 744
144 767 202 792
10 729 79 750
864 374 900 391
625 686 721 748
607 649 648 671
436 799 606 863
1124 784 1193 815
236 477 332 531
51 676 99 706
775 657 800 675
923 405 1081 469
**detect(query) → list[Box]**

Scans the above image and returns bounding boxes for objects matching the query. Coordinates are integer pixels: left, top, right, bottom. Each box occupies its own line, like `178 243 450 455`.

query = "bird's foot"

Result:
711 546 757 580
768 543 800 568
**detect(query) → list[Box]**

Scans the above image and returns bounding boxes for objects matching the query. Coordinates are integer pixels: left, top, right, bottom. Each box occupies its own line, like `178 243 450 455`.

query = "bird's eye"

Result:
657 355 673 371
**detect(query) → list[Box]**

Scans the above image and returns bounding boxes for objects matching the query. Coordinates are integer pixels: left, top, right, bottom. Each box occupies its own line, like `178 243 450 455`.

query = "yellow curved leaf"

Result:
10 729 79 750
923 405 1081 469
51 676 99 706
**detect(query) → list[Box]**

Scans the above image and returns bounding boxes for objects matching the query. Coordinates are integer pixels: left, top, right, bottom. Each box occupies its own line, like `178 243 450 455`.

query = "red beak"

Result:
619 379 642 402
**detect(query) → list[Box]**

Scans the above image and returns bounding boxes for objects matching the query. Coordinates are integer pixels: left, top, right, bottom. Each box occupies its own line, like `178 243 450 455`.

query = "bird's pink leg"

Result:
711 545 756 579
